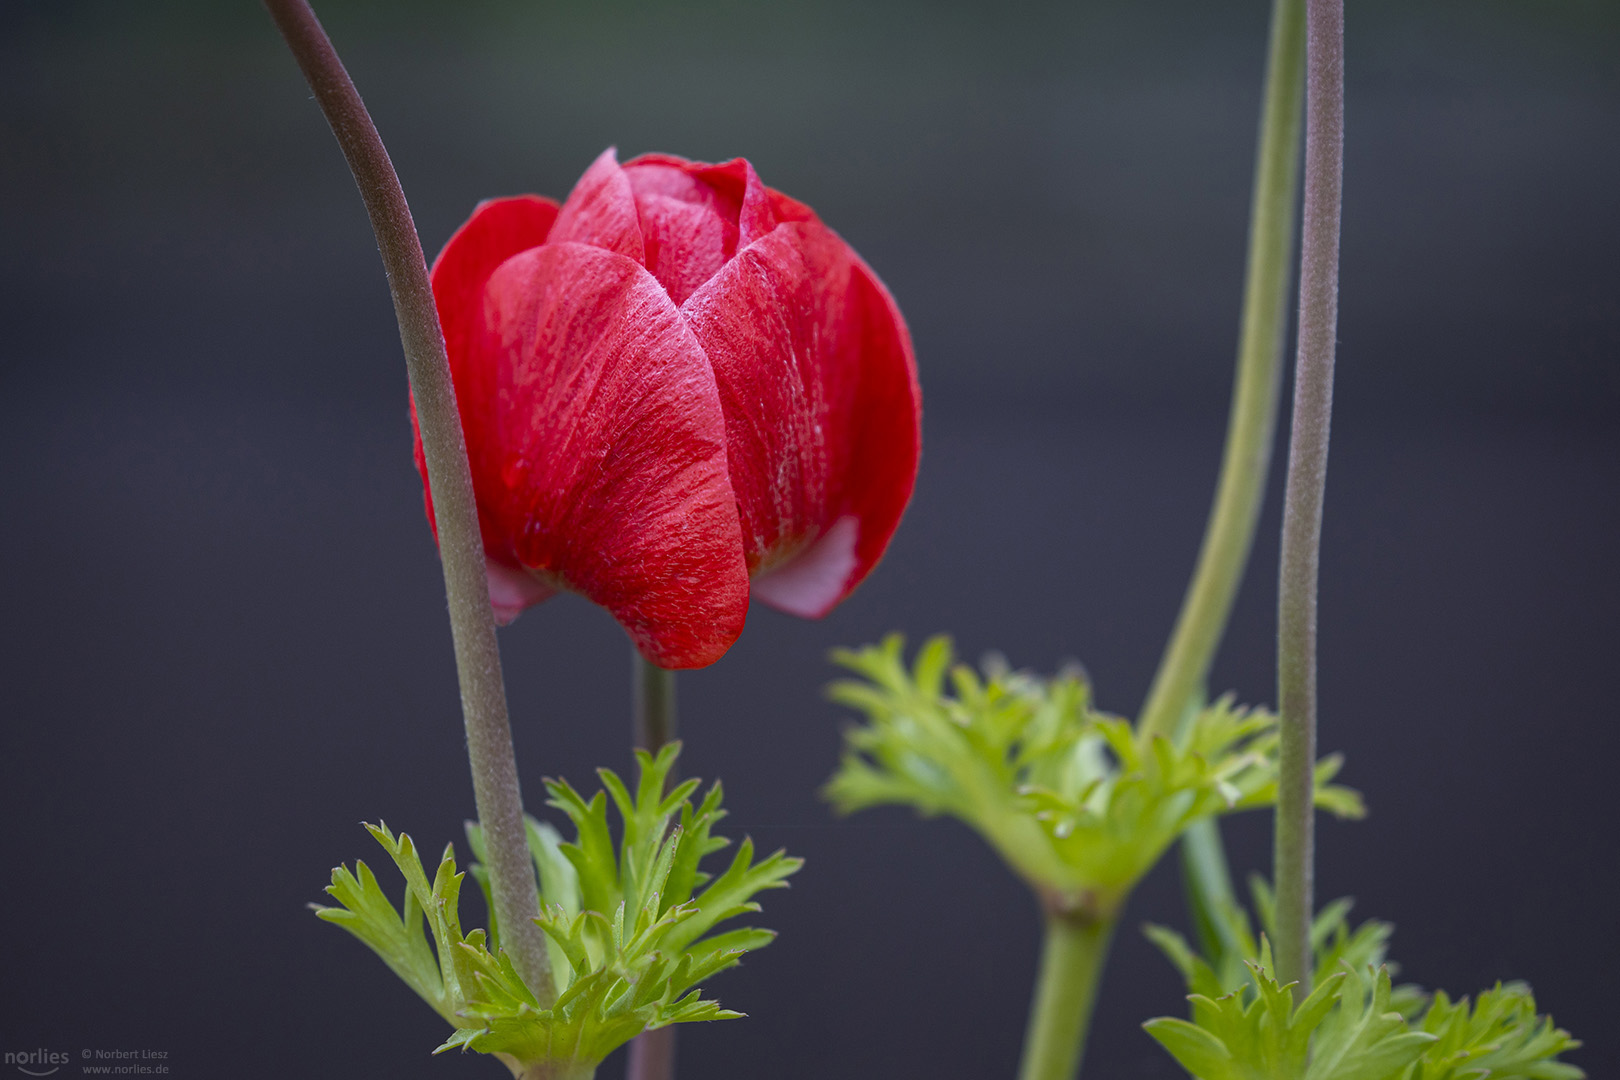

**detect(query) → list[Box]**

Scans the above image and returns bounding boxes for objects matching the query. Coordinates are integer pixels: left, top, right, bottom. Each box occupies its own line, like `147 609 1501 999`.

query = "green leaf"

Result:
825 636 1360 915
1146 956 1430 1080
663 837 801 954
315 746 800 1075
314 853 449 1022
1145 923 1229 1002
1409 982 1583 1080
1144 1017 1241 1080
1143 895 1582 1080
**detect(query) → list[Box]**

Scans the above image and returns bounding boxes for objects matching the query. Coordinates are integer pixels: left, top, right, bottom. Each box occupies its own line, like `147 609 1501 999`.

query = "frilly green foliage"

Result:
1147 877 1422 1015
1144 890 1582 1080
824 635 1361 915
1146 944 1437 1080
315 744 800 1076
1408 985 1583 1080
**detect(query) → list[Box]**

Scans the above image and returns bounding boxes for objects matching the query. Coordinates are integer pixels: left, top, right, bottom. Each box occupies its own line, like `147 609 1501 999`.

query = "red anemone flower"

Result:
413 149 921 669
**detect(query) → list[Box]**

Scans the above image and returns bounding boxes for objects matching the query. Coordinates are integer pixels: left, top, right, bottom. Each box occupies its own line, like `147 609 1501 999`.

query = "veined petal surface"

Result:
416 150 920 666
482 242 749 668
416 193 559 609
683 219 920 617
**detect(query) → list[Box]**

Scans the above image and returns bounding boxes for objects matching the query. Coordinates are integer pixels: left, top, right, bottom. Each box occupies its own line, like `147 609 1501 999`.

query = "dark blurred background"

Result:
1 1 1615 1077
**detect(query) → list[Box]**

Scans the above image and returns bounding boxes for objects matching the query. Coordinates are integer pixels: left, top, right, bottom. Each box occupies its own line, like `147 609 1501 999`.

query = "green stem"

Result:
632 650 678 752
626 649 677 1080
1016 914 1116 1080
1137 0 1307 742
1018 3 1308 1072
263 0 552 1001
517 1061 596 1080
1180 818 1244 966
1273 0 1345 994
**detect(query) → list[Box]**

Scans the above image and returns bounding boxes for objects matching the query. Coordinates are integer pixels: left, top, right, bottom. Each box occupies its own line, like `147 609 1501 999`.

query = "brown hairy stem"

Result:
263 0 552 1001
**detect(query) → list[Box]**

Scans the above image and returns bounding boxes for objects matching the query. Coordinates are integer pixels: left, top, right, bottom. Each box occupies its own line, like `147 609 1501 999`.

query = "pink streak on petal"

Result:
681 216 919 617
485 560 557 626
752 516 860 618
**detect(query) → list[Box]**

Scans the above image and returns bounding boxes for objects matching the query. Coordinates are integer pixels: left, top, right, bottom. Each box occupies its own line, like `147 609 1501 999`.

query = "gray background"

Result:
1 2 1615 1078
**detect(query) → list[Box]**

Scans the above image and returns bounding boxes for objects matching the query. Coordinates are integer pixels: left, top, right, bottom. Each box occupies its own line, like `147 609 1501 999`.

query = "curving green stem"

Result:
626 649 678 1080
1137 0 1308 743
262 0 552 1001
1273 0 1345 994
1016 913 1117 1080
1016 3 1309 1076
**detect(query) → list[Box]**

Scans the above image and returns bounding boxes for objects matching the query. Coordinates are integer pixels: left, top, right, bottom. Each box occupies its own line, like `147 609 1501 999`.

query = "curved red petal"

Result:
821 253 922 604
478 240 749 667
681 220 920 618
623 162 737 306
622 155 778 306
622 154 777 245
766 188 817 226
547 148 645 264
684 157 778 247
415 194 558 583
431 195 560 373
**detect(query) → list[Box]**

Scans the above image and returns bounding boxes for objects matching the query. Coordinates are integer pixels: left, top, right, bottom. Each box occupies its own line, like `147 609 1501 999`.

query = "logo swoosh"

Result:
17 1067 61 1077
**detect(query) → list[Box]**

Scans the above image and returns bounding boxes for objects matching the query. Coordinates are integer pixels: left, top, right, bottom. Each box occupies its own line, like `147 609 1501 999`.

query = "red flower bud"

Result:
412 150 921 669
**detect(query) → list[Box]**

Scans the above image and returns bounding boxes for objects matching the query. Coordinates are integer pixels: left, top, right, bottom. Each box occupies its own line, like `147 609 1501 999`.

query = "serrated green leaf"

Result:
1145 1016 1241 1080
824 636 1360 916
1143 900 1581 1080
317 745 798 1075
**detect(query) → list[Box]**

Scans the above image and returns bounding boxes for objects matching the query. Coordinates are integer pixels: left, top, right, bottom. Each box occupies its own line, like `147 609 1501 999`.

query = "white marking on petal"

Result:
752 516 859 618
486 560 556 626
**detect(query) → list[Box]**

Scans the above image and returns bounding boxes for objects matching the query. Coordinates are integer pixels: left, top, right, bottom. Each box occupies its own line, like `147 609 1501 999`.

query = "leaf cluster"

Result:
1147 877 1420 1016
1144 892 1582 1080
314 744 800 1074
824 635 1361 913
1147 945 1438 1080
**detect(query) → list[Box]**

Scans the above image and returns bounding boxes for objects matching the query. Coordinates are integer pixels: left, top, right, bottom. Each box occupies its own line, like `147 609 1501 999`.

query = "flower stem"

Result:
262 0 552 1001
631 650 678 752
1016 913 1116 1080
1017 4 1308 1073
1180 817 1244 964
1273 0 1345 994
625 1029 674 1080
1137 0 1307 743
518 1061 596 1080
627 649 677 1080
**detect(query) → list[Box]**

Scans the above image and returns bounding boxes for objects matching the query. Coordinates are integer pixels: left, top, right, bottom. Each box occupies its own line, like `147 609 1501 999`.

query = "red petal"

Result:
766 189 817 226
547 148 645 264
820 254 922 606
431 195 560 374
681 221 920 618
685 157 778 248
622 155 778 306
623 166 736 306
415 194 558 590
475 241 749 667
